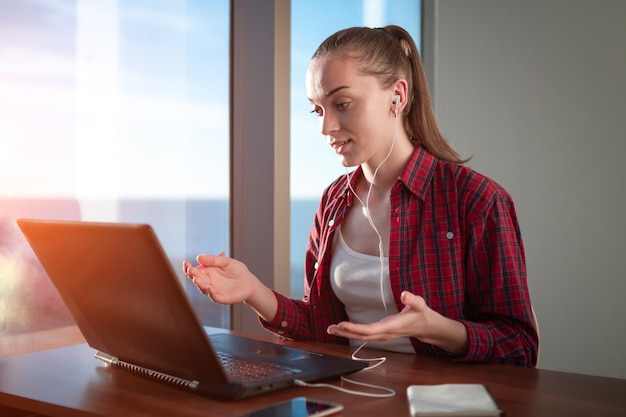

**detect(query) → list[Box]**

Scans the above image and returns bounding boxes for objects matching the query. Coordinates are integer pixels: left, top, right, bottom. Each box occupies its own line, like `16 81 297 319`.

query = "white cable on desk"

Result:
294 342 396 398
294 378 396 398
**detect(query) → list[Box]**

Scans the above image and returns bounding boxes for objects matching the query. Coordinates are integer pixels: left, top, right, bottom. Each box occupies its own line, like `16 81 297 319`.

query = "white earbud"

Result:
392 95 400 117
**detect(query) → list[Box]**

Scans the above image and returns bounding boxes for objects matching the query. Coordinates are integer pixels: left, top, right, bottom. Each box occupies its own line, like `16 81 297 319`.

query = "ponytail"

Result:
383 25 469 164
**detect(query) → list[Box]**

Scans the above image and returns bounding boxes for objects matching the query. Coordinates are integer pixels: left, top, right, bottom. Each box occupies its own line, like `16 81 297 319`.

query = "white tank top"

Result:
330 228 414 353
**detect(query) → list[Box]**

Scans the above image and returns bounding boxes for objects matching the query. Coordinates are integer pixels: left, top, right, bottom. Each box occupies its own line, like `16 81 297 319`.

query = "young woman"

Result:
184 25 538 367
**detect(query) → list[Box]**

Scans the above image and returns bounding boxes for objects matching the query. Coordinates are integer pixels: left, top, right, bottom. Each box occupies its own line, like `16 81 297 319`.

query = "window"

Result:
0 0 230 339
290 1 422 298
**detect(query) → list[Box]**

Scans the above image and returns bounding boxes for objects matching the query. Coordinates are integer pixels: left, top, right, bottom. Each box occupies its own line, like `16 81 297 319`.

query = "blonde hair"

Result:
312 25 469 164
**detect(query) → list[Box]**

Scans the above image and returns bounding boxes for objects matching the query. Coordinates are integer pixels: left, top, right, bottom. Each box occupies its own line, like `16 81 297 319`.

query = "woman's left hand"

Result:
327 291 470 356
326 291 431 341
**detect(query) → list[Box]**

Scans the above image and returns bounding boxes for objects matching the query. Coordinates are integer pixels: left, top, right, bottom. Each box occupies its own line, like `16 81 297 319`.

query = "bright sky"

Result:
0 0 420 200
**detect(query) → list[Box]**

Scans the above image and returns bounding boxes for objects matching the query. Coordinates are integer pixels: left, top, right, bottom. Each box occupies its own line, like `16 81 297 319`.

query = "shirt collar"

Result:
338 145 437 202
399 145 437 201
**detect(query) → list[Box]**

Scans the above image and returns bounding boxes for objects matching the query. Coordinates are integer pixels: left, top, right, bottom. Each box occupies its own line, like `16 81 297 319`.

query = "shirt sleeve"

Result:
456 187 539 367
259 290 313 340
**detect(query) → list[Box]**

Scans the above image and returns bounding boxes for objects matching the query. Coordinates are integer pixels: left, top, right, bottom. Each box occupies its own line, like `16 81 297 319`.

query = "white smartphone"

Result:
241 397 343 417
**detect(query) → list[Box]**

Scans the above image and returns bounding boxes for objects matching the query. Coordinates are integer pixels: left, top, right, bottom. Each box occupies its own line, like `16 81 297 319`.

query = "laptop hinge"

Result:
95 351 200 390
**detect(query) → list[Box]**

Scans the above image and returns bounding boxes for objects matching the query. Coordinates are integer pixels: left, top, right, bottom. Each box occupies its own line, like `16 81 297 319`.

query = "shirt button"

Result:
446 232 455 239
280 320 288 328
277 330 284 335
328 219 334 227
314 262 319 270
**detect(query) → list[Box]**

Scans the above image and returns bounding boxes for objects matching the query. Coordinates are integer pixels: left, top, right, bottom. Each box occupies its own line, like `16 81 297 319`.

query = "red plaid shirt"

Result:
262 145 538 367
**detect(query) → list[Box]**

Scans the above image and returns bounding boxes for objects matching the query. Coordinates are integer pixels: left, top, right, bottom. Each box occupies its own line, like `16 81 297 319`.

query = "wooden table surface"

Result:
1 326 625 417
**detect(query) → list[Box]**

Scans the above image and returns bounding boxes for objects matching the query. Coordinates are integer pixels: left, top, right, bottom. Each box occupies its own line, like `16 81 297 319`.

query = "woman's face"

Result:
306 55 397 168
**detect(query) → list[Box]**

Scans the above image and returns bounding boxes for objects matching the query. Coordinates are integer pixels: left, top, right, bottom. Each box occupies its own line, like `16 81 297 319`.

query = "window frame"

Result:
229 0 291 333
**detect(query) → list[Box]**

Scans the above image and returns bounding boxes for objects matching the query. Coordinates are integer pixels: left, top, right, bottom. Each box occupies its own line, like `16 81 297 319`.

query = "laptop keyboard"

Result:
217 351 302 383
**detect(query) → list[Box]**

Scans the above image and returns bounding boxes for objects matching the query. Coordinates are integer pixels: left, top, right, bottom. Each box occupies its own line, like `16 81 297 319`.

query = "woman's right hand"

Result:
182 254 279 322
183 254 256 305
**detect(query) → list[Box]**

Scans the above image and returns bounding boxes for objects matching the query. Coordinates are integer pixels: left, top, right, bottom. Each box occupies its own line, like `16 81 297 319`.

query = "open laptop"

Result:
16 218 367 399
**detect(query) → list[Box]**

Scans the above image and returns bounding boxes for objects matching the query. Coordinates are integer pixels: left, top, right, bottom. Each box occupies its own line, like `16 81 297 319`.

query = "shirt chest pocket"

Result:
403 222 464 284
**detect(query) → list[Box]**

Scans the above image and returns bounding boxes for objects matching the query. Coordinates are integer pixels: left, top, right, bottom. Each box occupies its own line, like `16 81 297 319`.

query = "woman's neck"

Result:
361 133 414 189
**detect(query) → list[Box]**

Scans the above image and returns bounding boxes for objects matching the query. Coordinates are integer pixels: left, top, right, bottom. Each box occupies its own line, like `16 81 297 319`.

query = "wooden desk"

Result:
1 327 625 417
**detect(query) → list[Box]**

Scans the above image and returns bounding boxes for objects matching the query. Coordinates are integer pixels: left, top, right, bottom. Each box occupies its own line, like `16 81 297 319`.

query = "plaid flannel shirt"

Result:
261 145 538 367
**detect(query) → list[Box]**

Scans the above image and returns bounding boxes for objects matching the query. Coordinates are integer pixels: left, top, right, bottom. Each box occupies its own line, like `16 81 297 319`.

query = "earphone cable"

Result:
344 102 399 312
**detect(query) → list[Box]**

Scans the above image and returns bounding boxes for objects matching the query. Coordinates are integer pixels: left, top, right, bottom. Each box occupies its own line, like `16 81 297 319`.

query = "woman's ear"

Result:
391 78 409 114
